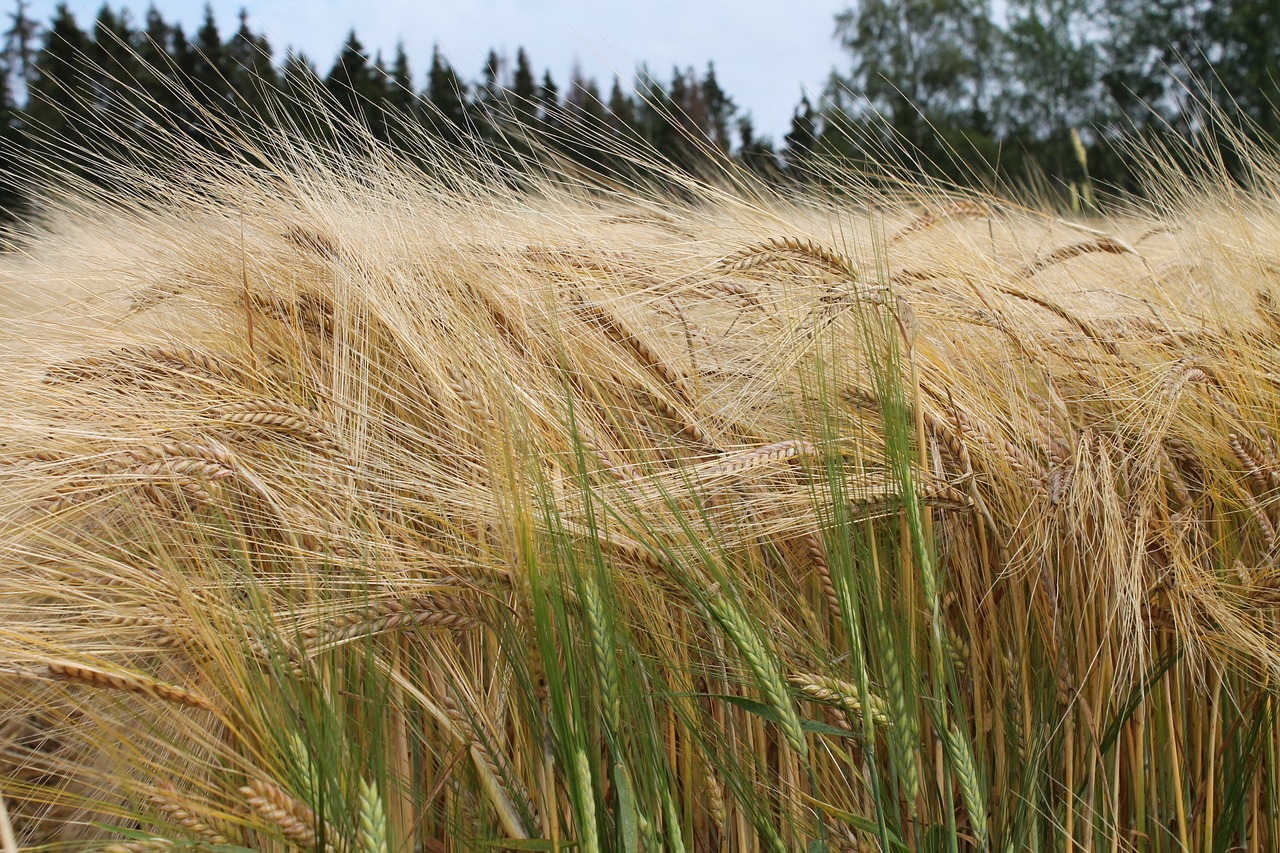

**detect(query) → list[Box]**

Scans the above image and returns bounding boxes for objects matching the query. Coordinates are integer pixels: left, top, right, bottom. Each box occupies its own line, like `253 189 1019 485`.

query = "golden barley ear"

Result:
718 236 858 280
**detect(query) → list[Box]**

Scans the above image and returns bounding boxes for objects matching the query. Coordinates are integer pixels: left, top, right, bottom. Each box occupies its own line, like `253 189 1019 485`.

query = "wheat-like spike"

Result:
608 368 713 447
445 365 498 429
573 300 689 396
702 279 764 309
1018 235 1133 277
944 622 971 677
441 695 539 836
1163 360 1212 403
888 199 992 244
705 440 816 477
580 568 622 731
847 480 972 513
303 597 481 649
1048 461 1076 506
802 532 843 622
103 838 175 852
1229 432 1278 494
206 400 343 458
39 661 216 712
596 528 670 574
252 291 336 336
114 441 239 474
32 442 248 510
240 779 330 851
877 623 920 805
950 405 1045 491
149 781 232 845
703 765 726 827
705 588 808 757
1242 493 1279 553
1159 448 1194 510
357 779 388 853
44 345 249 387
925 410 972 473
942 722 989 849
787 673 892 727
284 224 340 260
1242 567 1280 606
719 236 858 280
138 476 219 510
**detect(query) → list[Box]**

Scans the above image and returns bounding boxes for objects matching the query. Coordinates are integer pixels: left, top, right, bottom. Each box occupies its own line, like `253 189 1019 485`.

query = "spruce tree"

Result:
607 77 635 133
189 4 227 109
90 5 141 119
426 46 469 146
536 69 558 132
0 46 18 215
3 0 37 102
325 30 376 126
225 8 276 121
783 95 818 181
700 62 734 154
511 47 535 125
25 3 92 141
386 42 414 118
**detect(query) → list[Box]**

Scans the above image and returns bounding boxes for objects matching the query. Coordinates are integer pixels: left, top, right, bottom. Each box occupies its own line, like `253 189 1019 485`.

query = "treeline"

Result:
0 1 781 215
822 0 1280 196
2 0 1280 216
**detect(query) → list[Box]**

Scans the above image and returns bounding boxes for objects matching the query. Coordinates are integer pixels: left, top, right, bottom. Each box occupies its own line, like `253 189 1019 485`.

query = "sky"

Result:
26 1 853 141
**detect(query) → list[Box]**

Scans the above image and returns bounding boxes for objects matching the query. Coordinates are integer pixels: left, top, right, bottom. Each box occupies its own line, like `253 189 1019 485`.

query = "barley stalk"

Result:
889 199 992 244
942 721 989 849
303 597 481 650
149 781 232 845
44 346 249 387
39 661 216 712
719 236 859 280
206 399 343 458
788 672 892 727
572 300 689 397
441 695 538 837
704 587 808 757
705 440 816 477
357 779 388 853
240 778 332 851
1018 235 1134 277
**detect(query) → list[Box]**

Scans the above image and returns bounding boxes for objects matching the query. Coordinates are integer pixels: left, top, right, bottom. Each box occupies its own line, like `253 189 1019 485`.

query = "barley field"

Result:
3 109 1280 852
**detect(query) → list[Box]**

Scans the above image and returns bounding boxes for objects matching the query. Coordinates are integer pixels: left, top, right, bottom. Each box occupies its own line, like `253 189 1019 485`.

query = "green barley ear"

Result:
357 778 388 853
704 586 808 758
943 722 988 850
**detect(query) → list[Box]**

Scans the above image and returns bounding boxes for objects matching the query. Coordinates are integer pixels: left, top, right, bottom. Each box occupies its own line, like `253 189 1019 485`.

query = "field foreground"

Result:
3 134 1280 852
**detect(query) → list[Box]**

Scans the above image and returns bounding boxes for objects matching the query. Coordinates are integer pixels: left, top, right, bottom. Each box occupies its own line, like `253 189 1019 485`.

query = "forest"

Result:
1 0 1279 215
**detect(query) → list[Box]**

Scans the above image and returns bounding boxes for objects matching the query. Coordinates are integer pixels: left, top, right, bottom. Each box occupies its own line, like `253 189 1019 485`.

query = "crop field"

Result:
2 112 1280 852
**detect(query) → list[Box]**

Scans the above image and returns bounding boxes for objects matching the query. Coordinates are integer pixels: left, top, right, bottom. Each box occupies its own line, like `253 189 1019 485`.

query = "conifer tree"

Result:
510 47 535 124
385 42 414 118
536 68 558 132
90 5 141 118
326 30 378 128
188 4 228 111
607 77 636 134
783 95 818 181
0 46 18 214
3 0 37 101
25 3 92 139
426 45 468 146
700 62 734 154
225 8 276 120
